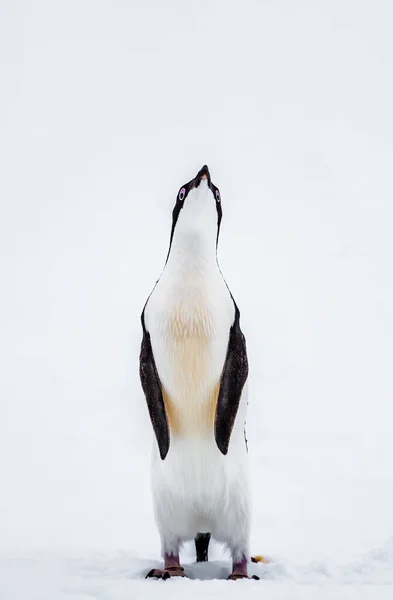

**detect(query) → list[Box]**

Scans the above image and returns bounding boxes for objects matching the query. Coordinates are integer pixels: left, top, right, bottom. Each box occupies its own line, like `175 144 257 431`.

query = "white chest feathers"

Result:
145 265 235 438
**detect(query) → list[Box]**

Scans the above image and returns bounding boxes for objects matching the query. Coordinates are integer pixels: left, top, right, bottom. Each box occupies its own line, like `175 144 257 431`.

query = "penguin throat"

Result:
166 229 218 272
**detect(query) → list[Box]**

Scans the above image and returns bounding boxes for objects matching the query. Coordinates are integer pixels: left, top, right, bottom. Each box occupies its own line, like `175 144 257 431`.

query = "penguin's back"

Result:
144 265 235 438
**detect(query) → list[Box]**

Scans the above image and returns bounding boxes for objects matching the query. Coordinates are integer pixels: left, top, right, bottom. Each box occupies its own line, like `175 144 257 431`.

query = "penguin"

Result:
139 165 258 581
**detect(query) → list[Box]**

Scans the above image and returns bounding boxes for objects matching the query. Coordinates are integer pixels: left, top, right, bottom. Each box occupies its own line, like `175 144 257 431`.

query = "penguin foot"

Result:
162 566 186 579
228 573 260 581
145 566 186 580
228 556 260 580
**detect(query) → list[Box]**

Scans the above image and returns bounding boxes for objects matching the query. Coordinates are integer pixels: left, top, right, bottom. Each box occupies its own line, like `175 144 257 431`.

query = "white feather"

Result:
144 179 250 561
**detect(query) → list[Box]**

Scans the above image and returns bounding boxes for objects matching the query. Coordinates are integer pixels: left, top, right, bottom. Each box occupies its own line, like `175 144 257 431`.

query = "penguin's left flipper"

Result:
139 317 170 460
214 306 248 455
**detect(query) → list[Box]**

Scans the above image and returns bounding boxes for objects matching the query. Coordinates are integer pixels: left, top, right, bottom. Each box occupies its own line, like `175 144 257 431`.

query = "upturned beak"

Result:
194 165 211 187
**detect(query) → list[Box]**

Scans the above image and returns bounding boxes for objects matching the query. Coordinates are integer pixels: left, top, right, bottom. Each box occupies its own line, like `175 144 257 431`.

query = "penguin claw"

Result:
145 568 164 579
146 566 186 580
228 573 260 581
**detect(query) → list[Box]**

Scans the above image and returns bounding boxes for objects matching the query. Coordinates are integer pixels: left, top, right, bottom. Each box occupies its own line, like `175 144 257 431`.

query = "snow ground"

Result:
1 539 393 600
1 0 393 598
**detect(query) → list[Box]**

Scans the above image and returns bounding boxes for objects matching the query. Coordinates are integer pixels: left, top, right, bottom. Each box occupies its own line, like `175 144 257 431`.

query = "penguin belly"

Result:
144 272 249 545
151 431 249 547
145 269 235 438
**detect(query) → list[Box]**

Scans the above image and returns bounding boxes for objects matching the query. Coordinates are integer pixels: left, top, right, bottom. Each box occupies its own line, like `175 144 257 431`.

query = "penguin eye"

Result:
179 188 186 201
215 190 221 202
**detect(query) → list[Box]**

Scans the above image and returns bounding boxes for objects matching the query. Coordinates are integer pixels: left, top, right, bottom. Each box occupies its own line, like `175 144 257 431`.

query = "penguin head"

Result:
167 165 222 257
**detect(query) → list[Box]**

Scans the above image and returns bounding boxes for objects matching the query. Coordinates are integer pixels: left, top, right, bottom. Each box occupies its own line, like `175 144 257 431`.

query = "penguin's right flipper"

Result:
139 318 170 460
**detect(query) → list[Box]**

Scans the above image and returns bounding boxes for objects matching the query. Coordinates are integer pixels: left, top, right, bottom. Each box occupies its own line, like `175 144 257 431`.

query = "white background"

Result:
1 0 393 597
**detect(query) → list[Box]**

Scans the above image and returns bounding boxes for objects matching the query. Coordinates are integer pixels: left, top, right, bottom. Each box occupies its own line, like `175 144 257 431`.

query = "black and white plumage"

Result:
139 166 253 579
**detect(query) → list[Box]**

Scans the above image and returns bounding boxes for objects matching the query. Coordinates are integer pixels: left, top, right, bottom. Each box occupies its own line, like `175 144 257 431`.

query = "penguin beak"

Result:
194 165 211 187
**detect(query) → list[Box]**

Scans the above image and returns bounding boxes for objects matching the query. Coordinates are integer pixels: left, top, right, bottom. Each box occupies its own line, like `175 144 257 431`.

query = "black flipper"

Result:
195 532 211 562
139 312 170 460
214 305 248 455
